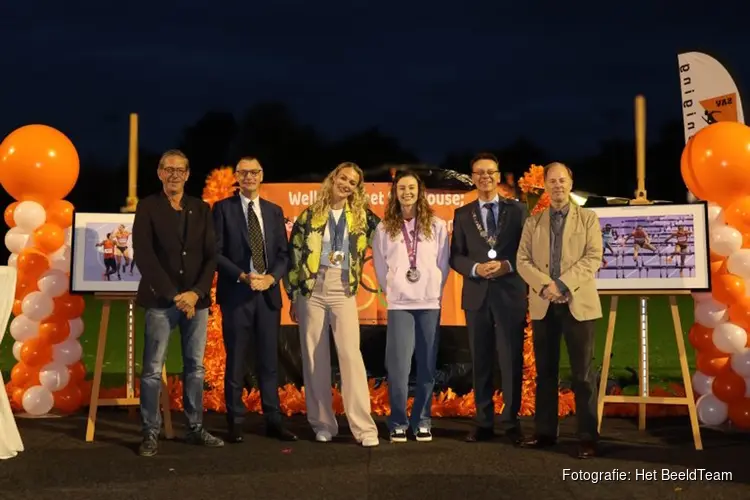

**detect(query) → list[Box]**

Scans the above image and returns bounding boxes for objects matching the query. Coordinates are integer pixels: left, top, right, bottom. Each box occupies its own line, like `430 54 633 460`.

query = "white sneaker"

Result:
361 436 380 447
315 431 333 442
415 427 432 442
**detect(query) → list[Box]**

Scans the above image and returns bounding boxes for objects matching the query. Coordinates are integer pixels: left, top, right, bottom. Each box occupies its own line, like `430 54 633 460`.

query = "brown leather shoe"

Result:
577 441 597 459
519 435 557 448
465 427 495 442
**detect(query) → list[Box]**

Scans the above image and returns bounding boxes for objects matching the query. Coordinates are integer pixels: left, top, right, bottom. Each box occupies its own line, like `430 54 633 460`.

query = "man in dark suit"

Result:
449 152 528 443
132 149 224 457
212 157 297 443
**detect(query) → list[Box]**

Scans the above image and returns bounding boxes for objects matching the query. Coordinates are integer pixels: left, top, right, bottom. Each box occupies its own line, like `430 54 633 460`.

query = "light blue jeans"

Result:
140 306 208 436
386 309 441 433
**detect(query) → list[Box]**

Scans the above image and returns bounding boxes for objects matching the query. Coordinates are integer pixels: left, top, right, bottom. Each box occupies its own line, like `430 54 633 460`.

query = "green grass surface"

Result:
0 295 696 390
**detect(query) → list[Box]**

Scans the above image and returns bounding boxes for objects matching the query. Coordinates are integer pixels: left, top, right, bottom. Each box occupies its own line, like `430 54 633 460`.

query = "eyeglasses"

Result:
472 170 498 177
161 167 188 177
236 169 263 178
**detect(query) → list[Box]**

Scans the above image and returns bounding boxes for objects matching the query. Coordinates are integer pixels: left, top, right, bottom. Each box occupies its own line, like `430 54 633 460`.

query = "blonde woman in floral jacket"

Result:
285 162 381 447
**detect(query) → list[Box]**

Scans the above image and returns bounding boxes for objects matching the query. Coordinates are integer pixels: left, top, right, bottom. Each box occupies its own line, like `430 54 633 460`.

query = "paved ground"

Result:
1 411 748 500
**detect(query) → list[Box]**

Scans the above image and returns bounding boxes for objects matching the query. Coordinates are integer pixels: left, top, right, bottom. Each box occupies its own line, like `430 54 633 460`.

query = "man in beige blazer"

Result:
515 162 603 459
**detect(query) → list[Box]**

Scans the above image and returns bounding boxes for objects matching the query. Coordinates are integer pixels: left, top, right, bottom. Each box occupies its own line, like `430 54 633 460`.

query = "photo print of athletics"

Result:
596 214 695 279
84 222 141 282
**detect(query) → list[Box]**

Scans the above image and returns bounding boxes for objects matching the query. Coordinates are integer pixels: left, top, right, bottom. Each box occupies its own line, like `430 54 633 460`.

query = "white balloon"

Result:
4 227 30 254
692 291 713 303
39 361 70 392
708 202 725 227
68 317 84 339
49 245 71 273
9 314 40 342
710 225 743 257
695 299 729 328
21 385 54 416
13 201 46 233
53 339 82 365
696 393 729 426
712 322 748 354
692 371 714 396
730 350 750 378
8 253 17 268
727 249 750 281
21 291 54 322
38 268 68 298
12 341 23 361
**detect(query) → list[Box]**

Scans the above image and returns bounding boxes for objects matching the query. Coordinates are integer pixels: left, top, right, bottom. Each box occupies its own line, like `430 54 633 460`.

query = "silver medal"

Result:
487 249 497 259
329 251 345 265
406 268 421 283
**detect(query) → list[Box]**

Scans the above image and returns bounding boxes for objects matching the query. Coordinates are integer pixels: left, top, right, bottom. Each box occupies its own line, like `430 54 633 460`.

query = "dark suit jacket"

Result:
212 194 289 310
449 197 528 311
132 191 217 310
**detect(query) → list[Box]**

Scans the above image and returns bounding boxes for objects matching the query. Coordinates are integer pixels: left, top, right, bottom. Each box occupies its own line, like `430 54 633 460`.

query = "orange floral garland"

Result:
5 164 688 418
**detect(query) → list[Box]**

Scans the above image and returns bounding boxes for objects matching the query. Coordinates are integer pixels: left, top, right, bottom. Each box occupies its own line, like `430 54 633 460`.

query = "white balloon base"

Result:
14 411 65 419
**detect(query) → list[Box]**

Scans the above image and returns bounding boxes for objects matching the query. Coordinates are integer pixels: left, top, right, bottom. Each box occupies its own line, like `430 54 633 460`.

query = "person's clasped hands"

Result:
475 260 512 279
541 281 570 304
174 291 199 319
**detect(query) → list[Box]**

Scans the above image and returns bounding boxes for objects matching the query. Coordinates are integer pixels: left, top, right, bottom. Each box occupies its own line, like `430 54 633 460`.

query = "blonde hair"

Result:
310 162 369 233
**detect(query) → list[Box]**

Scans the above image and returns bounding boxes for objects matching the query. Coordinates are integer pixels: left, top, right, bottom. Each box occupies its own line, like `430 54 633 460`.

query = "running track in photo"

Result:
597 214 695 280
82 222 141 282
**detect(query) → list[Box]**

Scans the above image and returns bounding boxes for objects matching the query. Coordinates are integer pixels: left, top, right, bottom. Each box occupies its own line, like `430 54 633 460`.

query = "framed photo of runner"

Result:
591 202 710 291
70 212 140 293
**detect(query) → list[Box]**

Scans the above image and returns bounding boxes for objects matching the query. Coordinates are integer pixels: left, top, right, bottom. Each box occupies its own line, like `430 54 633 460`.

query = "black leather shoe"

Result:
465 427 495 442
519 435 557 448
267 425 298 442
227 422 243 444
577 441 597 459
503 428 525 446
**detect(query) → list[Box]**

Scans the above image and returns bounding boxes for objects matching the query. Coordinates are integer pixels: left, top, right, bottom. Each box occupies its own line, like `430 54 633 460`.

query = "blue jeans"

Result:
386 309 440 433
140 306 208 436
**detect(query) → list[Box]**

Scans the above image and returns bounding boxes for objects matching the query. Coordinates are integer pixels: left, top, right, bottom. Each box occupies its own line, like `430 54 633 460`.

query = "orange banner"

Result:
258 183 478 326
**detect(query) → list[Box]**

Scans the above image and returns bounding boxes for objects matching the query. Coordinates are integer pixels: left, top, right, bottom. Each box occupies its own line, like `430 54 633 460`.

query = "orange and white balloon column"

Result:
1 125 86 416
681 121 750 429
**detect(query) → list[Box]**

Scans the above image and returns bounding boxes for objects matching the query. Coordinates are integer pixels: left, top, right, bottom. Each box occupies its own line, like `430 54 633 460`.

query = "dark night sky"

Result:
2 1 749 167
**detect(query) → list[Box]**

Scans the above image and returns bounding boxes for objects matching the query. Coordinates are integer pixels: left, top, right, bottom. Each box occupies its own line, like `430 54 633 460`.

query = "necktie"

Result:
247 201 267 273
484 203 497 235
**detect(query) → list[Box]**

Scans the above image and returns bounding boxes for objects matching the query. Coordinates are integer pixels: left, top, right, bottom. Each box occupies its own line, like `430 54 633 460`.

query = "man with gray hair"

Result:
132 149 224 456
515 162 603 459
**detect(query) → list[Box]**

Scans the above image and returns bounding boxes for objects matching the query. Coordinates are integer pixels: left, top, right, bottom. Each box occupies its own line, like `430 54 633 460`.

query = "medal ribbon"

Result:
328 210 347 253
401 220 419 269
471 201 507 248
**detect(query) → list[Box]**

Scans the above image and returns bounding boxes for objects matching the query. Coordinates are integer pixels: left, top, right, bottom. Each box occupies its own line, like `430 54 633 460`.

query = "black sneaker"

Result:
415 427 432 442
138 433 158 457
390 429 407 443
186 427 225 447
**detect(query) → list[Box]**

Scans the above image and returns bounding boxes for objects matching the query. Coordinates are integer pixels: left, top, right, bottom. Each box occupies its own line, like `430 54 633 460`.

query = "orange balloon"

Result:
53 293 85 319
10 362 40 388
688 323 723 356
33 222 64 254
12 299 22 317
4 201 18 228
16 248 49 278
680 138 710 201
53 384 83 413
712 273 746 305
710 251 725 262
696 352 731 376
728 297 750 331
724 196 750 234
728 398 750 429
0 124 80 204
15 271 40 300
712 370 747 403
11 387 25 408
68 361 87 384
38 320 70 344
711 258 728 276
20 337 53 367
683 121 750 206
45 200 74 228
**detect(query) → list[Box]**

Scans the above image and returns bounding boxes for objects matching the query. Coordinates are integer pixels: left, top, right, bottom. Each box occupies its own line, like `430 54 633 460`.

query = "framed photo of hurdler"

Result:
591 202 710 291
70 212 141 293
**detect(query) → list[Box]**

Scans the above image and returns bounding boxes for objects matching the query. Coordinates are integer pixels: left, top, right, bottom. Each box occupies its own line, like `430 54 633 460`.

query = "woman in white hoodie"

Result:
372 170 450 443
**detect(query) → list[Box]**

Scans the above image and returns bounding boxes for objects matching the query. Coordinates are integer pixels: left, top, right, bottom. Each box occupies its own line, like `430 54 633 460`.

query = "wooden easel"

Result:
596 95 702 450
85 293 174 441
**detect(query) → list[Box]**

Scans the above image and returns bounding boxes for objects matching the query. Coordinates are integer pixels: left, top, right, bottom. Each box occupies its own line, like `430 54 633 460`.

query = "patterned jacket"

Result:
285 203 380 301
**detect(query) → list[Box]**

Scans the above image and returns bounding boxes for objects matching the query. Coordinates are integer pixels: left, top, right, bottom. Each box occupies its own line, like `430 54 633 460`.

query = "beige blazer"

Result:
516 203 603 322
